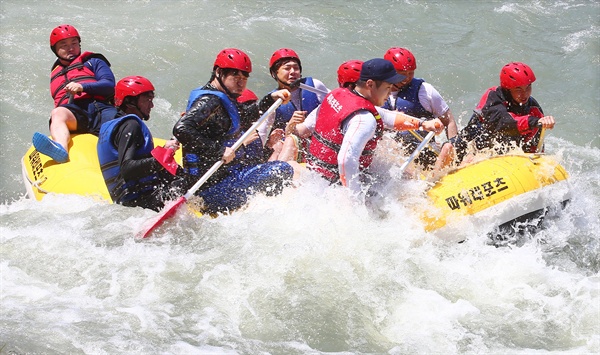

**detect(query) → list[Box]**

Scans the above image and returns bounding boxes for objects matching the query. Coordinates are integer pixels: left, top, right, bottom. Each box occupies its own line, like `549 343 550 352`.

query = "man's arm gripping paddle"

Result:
291 79 441 155
139 98 284 239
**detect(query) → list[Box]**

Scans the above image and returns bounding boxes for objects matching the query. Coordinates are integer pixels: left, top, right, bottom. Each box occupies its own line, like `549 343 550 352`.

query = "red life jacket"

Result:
475 86 544 152
49 51 109 107
308 88 383 182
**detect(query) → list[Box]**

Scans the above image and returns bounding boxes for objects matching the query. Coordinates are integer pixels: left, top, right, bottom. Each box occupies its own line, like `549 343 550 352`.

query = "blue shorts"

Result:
50 100 116 135
197 161 294 214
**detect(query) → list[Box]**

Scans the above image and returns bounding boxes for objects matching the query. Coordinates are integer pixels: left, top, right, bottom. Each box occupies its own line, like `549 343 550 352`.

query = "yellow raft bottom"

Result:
22 134 571 234
21 134 181 203
421 154 570 236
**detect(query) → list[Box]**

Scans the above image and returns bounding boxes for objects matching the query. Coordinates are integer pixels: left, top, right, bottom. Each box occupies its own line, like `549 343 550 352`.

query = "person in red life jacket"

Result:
284 59 439 165
173 48 298 215
33 24 117 163
456 62 555 161
97 76 184 211
257 48 329 162
383 47 458 169
307 58 443 196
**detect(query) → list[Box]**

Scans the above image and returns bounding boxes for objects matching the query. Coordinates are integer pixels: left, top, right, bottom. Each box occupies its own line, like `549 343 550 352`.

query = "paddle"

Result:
291 79 440 155
535 126 546 153
139 98 284 239
398 131 436 176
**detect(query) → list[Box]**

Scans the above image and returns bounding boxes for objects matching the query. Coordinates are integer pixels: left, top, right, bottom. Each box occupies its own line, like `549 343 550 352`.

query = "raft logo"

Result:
327 94 343 113
445 177 509 210
29 150 44 181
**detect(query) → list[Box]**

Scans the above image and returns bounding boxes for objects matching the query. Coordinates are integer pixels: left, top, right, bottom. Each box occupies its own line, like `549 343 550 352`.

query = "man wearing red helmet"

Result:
457 62 555 159
307 58 443 195
97 76 184 211
383 47 458 169
258 48 329 162
173 48 296 215
33 24 117 163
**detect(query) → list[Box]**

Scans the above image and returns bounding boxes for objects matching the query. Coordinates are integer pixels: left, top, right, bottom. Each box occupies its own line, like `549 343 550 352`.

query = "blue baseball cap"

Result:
359 58 406 84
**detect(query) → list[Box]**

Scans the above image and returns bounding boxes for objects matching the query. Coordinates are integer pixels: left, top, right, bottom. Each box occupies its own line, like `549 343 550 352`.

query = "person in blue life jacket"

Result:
257 48 329 162
453 62 556 164
383 47 458 170
97 76 184 212
33 24 117 163
173 48 299 215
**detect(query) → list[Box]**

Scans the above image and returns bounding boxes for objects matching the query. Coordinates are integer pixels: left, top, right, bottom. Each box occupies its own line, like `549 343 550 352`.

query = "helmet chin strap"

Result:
124 102 149 121
215 70 240 99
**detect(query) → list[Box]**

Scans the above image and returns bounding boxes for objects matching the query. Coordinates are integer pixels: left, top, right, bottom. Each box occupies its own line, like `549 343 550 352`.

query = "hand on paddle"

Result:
163 138 180 151
537 116 555 129
422 119 445 134
222 147 236 164
271 89 291 104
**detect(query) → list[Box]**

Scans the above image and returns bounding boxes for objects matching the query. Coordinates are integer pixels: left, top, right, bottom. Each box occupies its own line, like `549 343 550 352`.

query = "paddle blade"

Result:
151 146 179 175
139 196 187 239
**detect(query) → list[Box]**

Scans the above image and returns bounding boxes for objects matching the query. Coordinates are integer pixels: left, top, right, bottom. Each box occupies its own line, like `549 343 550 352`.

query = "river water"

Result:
1 1 599 354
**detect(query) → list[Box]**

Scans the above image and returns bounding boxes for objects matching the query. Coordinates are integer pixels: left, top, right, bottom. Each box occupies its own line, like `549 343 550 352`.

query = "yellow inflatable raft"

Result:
421 154 571 239
21 134 571 236
21 134 180 203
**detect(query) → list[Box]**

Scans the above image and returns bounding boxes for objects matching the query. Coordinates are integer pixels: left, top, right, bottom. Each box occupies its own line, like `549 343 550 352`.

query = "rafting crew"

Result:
31 24 560 218
97 76 185 211
172 48 300 215
453 62 556 163
33 24 117 164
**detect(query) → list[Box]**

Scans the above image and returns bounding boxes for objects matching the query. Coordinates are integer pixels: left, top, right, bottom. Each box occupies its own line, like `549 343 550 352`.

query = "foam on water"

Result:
1 0 599 353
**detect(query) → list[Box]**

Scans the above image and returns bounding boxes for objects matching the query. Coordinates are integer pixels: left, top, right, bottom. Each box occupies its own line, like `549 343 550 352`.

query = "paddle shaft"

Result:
298 82 440 155
183 98 283 200
398 131 436 175
536 126 546 153
140 98 284 239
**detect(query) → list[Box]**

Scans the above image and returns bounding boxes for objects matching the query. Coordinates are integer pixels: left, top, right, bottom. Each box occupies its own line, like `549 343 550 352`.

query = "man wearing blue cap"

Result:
307 58 443 196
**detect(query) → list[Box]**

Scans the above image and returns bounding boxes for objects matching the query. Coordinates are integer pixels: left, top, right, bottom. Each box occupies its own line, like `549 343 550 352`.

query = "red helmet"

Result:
269 48 302 72
213 48 252 73
384 47 417 71
500 62 536 89
237 89 258 103
337 60 363 87
50 24 80 48
115 76 155 107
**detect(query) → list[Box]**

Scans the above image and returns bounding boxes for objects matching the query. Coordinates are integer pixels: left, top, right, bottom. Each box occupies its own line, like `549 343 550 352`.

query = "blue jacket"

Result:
272 77 320 130
97 114 157 203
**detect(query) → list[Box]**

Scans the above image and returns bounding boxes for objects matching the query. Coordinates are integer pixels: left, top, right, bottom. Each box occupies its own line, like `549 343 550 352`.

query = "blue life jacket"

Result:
272 77 320 130
97 114 157 203
384 78 434 119
185 88 240 136
384 78 435 141
183 89 245 177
